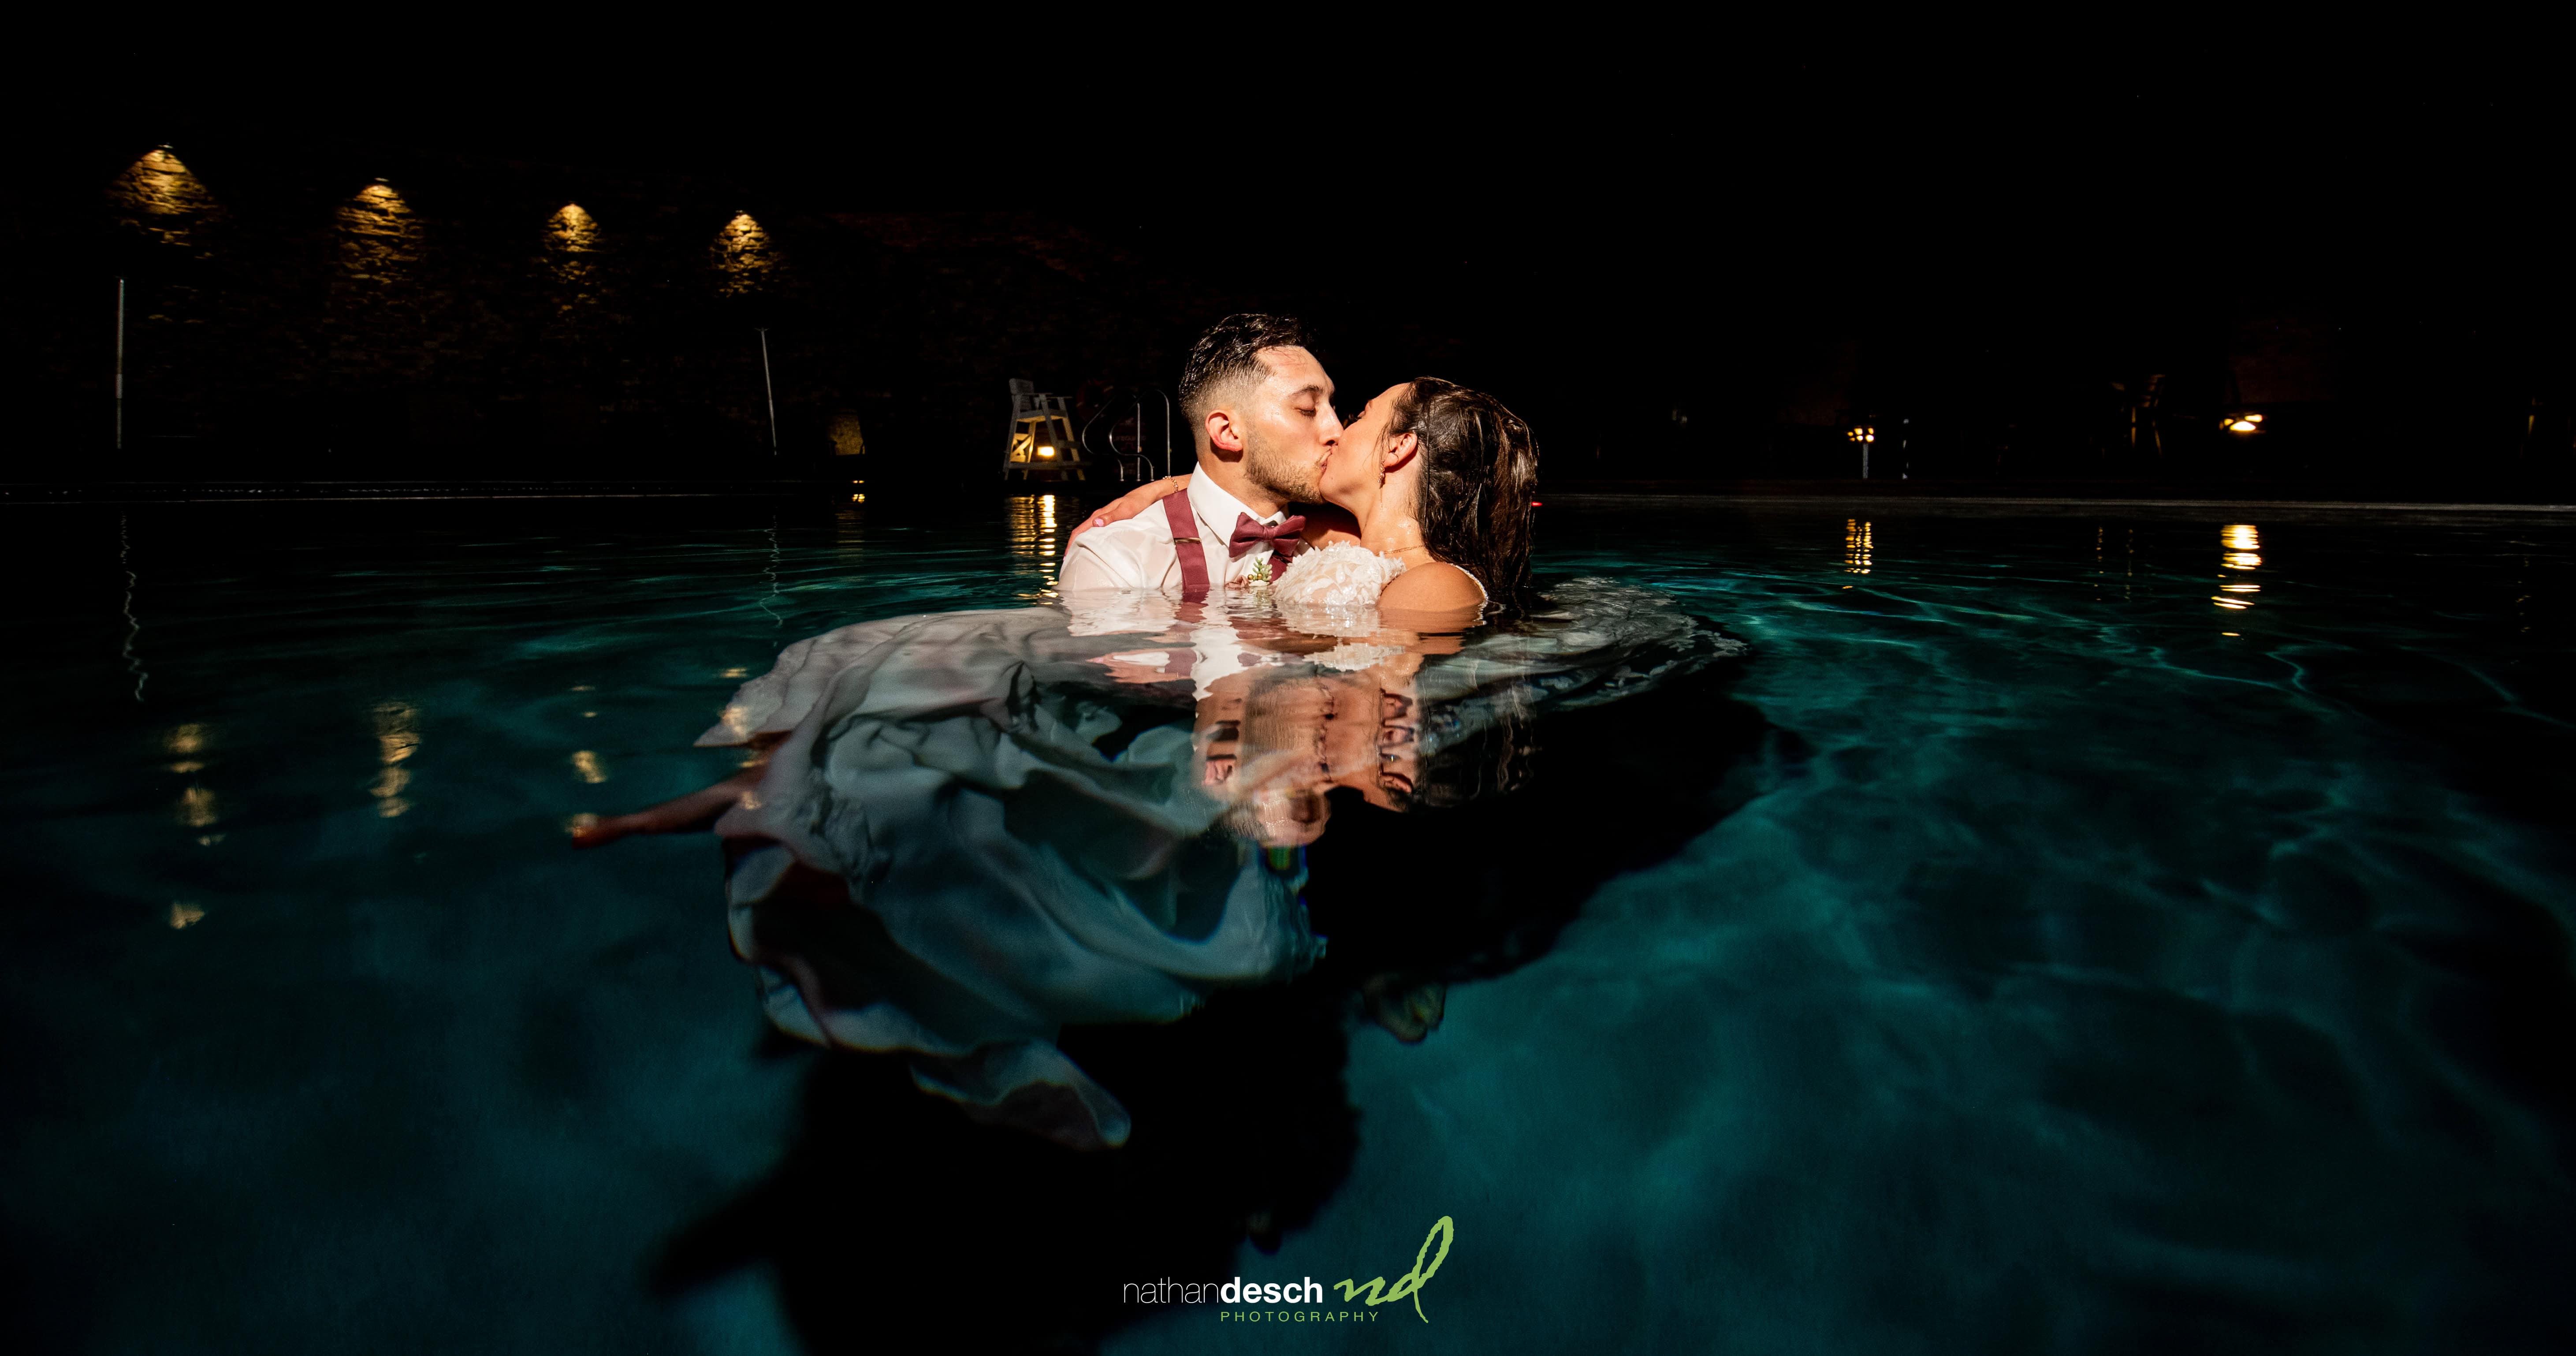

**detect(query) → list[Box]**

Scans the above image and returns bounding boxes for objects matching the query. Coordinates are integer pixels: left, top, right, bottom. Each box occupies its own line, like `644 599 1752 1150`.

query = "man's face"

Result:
1235 346 1342 503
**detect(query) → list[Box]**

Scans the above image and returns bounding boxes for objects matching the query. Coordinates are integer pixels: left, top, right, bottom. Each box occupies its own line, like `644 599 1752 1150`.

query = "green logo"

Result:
1334 1216 1454 1323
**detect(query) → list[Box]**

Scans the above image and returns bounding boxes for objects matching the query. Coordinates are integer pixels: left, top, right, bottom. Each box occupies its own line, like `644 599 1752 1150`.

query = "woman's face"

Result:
1318 383 1413 510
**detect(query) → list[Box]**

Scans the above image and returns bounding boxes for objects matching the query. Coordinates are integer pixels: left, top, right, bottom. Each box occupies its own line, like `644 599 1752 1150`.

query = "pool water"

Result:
4 495 2571 1354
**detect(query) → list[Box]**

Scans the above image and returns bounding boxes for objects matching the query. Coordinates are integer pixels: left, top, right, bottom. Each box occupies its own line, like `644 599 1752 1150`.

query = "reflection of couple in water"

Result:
578 314 1742 1157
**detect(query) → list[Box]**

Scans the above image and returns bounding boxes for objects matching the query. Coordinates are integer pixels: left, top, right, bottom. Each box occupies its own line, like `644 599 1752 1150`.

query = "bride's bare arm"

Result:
1381 564 1484 621
1065 476 1189 549
570 765 766 847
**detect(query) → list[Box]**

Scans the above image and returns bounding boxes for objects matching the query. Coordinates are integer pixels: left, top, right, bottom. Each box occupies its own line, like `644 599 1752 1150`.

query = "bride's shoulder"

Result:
1378 560 1484 611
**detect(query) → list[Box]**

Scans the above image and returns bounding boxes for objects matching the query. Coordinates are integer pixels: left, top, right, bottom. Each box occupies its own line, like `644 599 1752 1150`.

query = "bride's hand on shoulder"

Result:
1066 476 1190 547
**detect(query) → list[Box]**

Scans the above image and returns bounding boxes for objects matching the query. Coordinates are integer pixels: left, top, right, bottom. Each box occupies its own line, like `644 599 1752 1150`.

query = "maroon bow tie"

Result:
1228 513 1306 558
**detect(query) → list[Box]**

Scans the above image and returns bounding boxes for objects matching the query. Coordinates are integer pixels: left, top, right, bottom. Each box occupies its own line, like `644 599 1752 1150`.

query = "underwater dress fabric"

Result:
698 608 1313 1150
694 582 1741 1150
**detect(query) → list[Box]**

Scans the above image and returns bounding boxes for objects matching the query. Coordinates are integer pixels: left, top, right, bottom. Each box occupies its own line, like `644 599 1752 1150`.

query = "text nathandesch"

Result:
1121 1216 1454 1324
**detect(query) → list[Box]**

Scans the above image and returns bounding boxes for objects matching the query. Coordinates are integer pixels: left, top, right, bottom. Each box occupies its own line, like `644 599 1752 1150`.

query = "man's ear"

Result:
1381 430 1421 473
1206 408 1247 454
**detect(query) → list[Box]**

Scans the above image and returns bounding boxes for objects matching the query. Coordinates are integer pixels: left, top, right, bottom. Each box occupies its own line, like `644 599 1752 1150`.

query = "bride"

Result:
574 376 1584 1151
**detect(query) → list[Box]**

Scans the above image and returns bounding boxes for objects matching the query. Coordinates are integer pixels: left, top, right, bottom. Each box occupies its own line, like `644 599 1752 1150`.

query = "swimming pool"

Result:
4 494 2569 1353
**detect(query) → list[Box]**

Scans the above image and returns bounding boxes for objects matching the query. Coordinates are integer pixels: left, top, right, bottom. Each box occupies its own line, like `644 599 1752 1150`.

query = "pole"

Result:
756 328 779 455
114 278 126 451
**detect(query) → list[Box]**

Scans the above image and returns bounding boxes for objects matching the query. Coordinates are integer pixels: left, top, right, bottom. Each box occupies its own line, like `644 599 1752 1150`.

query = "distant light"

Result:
1036 446 1057 458
851 493 866 503
1530 500 1542 507
2226 412 2264 433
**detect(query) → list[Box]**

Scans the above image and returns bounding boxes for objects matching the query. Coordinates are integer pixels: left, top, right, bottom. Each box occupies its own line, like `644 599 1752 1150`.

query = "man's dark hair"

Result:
1177 313 1313 425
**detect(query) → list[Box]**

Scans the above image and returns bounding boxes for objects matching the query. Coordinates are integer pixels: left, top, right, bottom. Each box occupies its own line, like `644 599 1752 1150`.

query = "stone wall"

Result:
14 145 1226 486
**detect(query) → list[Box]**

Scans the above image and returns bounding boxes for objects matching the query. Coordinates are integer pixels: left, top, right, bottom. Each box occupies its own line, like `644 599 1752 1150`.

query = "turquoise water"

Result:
4 495 2571 1354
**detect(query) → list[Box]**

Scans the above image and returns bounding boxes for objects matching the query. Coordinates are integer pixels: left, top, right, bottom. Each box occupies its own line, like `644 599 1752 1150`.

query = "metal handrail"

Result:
1078 385 1177 481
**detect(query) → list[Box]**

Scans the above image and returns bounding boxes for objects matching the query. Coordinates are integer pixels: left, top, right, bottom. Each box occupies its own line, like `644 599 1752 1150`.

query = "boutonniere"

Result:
1249 557 1273 586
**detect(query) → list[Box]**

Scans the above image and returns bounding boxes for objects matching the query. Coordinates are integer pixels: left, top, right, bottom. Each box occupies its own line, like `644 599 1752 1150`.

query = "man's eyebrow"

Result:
1285 384 1327 402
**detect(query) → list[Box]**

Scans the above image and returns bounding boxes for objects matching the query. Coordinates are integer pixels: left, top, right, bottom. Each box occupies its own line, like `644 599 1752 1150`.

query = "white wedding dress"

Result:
699 609 1314 1151
693 572 1738 1150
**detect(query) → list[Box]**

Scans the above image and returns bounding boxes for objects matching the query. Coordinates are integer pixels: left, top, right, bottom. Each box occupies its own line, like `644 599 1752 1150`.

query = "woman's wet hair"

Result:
1392 377 1539 610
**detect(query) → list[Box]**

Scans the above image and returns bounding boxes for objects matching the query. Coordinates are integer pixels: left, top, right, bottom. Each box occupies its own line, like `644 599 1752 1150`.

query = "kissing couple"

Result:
573 314 1590 1151
1061 312 1537 629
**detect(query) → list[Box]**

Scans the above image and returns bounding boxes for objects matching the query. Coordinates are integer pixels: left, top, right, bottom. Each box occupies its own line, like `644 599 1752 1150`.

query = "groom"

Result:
1058 313 1348 596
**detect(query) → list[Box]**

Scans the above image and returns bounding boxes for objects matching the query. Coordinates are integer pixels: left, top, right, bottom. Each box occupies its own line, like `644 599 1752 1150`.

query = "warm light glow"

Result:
373 702 418 817
2216 525 2260 614
372 766 411 803
1846 426 1876 443
713 212 777 297
1036 446 1057 458
1843 518 1873 574
1007 494 1066 581
109 148 223 248
166 723 208 756
2228 419 2259 432
337 182 421 282
176 786 220 829
571 750 608 785
169 902 205 929
546 205 599 261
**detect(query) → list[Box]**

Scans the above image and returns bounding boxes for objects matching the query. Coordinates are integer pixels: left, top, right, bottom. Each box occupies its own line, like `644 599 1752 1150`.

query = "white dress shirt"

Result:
1060 467 1303 698
1057 467 1287 596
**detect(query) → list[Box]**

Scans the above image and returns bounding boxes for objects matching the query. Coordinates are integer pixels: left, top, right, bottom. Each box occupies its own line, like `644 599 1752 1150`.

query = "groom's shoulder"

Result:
1061 512 1172 589
1074 512 1174 554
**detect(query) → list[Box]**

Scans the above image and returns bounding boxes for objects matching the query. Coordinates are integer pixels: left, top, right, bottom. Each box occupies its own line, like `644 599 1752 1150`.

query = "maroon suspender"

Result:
1160 490 1210 602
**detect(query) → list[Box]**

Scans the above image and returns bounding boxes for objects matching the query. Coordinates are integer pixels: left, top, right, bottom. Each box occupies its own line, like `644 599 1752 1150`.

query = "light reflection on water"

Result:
373 701 418 818
1843 517 1872 576
1008 492 1064 596
2216 522 2262 611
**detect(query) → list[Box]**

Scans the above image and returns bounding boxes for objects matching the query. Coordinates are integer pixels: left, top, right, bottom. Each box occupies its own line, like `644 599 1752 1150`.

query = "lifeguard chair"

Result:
1002 378 1086 480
